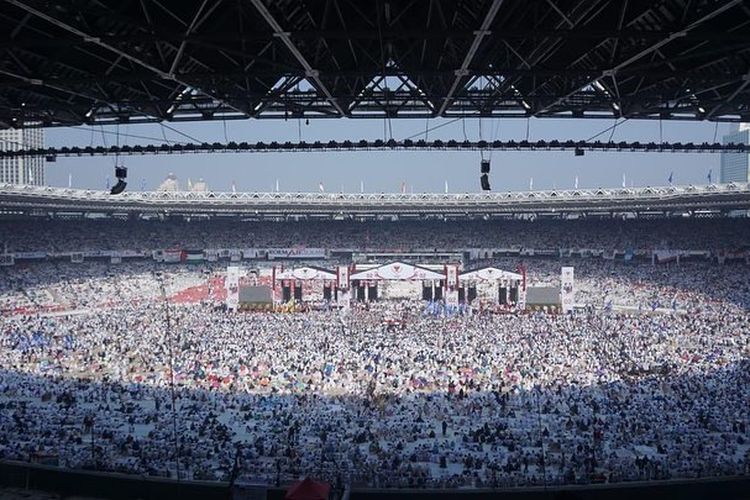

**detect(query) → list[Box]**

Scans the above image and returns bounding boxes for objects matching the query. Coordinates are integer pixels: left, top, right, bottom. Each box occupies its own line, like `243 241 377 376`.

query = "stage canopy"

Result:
350 262 445 281
460 267 523 282
275 266 336 281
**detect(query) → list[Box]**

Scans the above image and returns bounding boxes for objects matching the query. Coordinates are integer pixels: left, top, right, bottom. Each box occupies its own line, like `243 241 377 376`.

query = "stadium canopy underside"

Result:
1 0 750 128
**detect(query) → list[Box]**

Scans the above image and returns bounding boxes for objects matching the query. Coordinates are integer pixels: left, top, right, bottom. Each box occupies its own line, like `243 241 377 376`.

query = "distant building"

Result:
0 128 45 185
720 123 749 183
189 178 208 192
158 173 179 191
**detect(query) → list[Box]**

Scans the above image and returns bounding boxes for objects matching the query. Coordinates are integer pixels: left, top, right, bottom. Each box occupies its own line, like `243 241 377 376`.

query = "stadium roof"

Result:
1 0 750 128
1 182 748 218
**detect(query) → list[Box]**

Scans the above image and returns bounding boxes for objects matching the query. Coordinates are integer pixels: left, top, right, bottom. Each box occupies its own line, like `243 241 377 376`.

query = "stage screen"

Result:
239 285 273 305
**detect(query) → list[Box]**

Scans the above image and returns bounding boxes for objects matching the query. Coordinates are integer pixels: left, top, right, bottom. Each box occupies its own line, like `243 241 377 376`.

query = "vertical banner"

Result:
561 266 575 313
337 265 350 290
444 264 459 307
445 264 458 289
225 266 242 311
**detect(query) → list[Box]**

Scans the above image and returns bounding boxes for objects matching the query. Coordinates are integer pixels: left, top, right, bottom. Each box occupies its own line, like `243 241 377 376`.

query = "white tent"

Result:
275 266 336 281
349 261 446 301
459 267 525 307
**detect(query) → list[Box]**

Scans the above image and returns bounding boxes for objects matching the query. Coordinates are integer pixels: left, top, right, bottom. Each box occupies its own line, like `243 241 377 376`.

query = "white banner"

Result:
561 267 575 313
242 249 259 259
119 250 148 258
82 250 111 258
226 266 243 310
13 251 47 259
164 249 182 263
337 266 350 289
267 248 326 260
446 264 458 289
654 250 680 263
205 250 219 262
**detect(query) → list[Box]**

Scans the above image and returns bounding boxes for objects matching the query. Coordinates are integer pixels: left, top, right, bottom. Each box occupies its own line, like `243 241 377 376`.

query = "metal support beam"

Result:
249 0 347 117
706 70 750 119
436 0 505 116
534 0 742 116
3 0 250 117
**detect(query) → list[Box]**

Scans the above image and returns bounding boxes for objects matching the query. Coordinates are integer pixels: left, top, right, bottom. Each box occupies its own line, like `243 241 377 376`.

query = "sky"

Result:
44 117 732 193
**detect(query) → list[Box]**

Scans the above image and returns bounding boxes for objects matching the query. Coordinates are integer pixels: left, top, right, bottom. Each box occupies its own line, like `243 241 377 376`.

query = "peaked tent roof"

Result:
285 477 330 500
275 266 336 280
350 261 445 281
459 267 523 281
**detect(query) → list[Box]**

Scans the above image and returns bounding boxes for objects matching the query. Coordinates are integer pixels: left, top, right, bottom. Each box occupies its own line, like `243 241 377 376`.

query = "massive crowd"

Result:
0 217 749 490
1 217 749 253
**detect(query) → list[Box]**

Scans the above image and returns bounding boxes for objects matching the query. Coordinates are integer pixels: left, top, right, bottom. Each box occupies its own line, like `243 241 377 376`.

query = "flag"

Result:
707 169 712 184
401 181 406 194
319 182 324 192
68 173 72 188
187 177 193 190
574 176 578 189
231 181 237 193
444 180 449 193
360 180 364 193
668 171 673 185
275 179 279 192
529 178 533 191
622 173 626 188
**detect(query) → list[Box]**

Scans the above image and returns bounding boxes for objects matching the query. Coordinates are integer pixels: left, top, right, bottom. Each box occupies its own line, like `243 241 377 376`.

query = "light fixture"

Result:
110 166 127 195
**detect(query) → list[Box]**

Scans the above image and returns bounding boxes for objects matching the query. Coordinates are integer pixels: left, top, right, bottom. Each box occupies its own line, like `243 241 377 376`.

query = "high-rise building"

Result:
0 128 45 185
158 173 180 191
720 123 749 183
